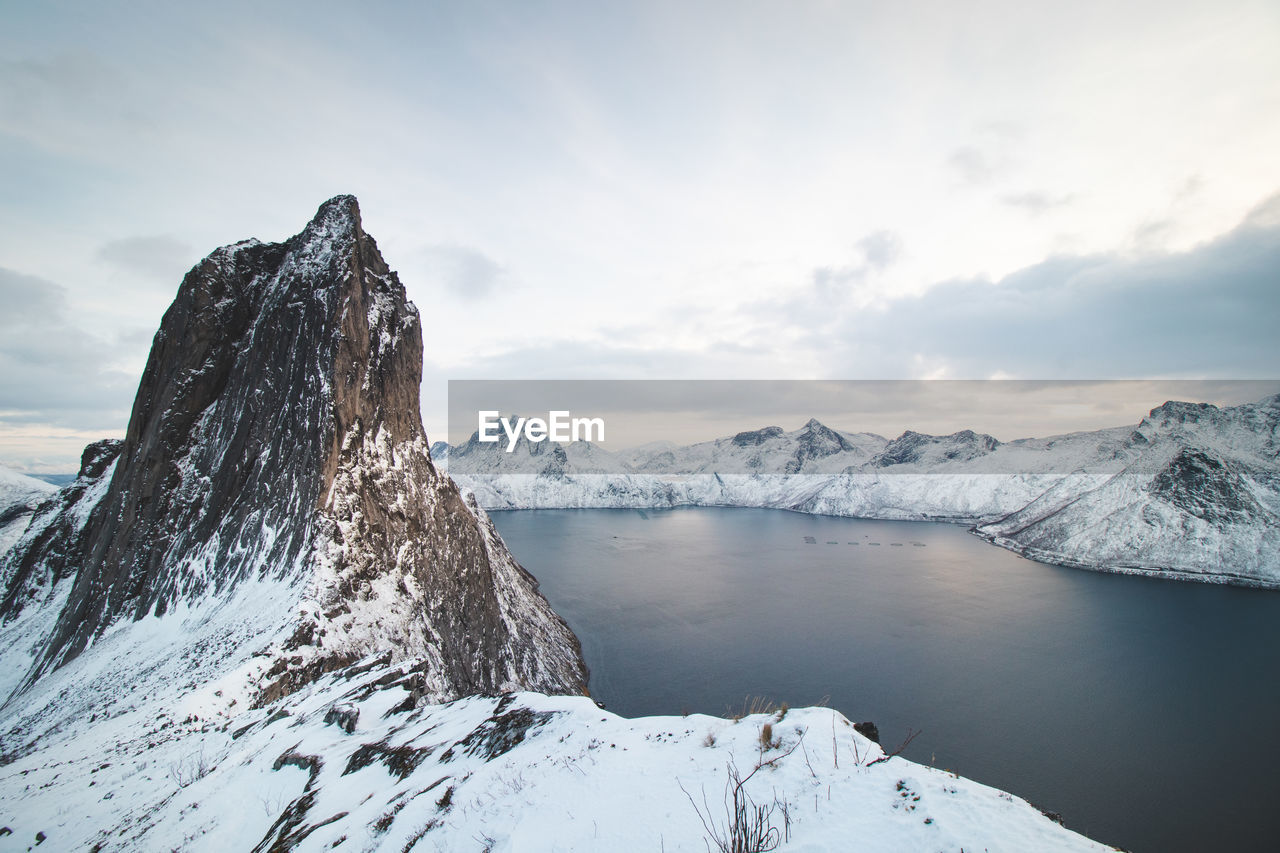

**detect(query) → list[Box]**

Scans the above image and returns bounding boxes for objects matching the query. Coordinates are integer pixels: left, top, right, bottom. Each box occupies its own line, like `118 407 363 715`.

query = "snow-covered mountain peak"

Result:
0 196 586 722
873 428 1001 468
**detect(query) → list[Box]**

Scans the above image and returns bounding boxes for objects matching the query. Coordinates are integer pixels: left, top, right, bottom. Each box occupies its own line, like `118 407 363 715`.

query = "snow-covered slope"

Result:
0 649 1112 853
0 466 55 557
976 398 1280 585
445 398 1280 587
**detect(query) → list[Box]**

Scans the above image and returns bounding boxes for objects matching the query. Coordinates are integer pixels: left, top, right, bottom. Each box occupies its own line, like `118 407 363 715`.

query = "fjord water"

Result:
491 507 1280 853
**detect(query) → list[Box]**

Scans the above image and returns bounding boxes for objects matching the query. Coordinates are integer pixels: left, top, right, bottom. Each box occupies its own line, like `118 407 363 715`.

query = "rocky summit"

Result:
0 195 586 717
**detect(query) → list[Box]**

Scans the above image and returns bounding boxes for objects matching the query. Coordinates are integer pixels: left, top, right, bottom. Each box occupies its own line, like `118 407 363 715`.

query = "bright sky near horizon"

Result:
2 0 1279 471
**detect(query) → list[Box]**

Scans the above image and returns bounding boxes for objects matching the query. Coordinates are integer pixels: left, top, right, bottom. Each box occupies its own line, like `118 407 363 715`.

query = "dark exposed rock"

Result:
0 504 36 529
0 195 587 704
732 426 784 447
540 444 570 476
272 749 323 783
873 429 1000 468
1147 400 1220 425
441 697 554 762
1 452 119 622
1031 802 1065 825
342 740 432 780
1149 448 1263 524
324 703 359 734
853 721 880 745
77 440 123 481
785 419 858 474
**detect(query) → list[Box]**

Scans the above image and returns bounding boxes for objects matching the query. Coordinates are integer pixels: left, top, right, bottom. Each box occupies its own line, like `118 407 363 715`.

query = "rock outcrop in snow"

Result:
444 396 1280 587
0 196 586 715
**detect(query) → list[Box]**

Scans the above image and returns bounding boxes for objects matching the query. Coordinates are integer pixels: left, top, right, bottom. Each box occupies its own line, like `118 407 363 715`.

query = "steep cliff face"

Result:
0 196 586 707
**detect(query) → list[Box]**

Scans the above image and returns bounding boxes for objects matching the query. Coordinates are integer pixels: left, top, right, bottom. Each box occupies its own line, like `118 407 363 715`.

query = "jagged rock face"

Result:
1149 449 1263 524
540 444 570 476
732 426 784 447
0 196 586 702
1146 400 1220 425
874 429 1000 467
0 449 120 622
785 419 857 473
77 439 124 480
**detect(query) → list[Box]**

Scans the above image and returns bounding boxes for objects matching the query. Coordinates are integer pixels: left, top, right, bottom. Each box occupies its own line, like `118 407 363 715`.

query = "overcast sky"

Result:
2 0 1279 471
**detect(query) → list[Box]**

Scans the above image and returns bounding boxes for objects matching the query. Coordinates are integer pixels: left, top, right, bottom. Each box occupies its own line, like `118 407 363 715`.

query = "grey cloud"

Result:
0 268 67 327
822 197 1280 378
1001 191 1074 215
97 235 194 281
948 145 1004 185
1244 192 1280 229
451 341 714 379
0 55 107 121
856 230 902 271
431 200 1280 409
423 245 505 300
812 230 903 303
0 266 138 432
1132 218 1174 249
0 54 153 154
974 120 1024 140
1175 175 1205 204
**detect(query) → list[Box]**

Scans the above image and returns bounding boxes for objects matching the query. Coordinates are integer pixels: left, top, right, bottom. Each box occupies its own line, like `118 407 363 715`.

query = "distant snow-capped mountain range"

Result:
439 395 1280 588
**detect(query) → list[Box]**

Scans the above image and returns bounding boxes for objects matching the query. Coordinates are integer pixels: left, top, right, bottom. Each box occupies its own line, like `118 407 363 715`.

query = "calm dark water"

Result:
491 506 1280 853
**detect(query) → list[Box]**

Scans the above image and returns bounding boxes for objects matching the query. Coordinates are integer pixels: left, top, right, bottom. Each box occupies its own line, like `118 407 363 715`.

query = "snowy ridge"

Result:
445 397 1280 587
0 652 1112 852
0 466 55 557
0 449 118 703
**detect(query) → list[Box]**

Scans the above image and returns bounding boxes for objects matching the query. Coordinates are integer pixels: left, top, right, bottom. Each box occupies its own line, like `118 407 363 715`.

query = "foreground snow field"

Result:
0 648 1113 853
